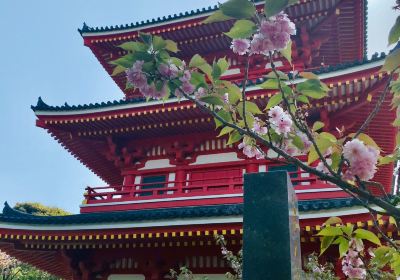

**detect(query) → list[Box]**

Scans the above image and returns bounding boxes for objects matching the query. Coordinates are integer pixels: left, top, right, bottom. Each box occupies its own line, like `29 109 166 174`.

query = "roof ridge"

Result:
78 4 220 36
0 198 365 226
31 53 386 113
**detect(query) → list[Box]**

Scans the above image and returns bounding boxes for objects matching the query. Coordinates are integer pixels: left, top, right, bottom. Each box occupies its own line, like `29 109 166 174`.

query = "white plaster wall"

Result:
139 159 174 170
108 275 145 280
191 152 243 165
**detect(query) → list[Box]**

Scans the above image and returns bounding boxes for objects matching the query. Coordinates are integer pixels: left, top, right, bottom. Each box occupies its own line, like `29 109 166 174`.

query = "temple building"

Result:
0 0 396 279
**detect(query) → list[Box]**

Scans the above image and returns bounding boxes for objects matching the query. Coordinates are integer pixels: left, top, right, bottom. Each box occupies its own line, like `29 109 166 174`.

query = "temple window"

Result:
139 174 167 196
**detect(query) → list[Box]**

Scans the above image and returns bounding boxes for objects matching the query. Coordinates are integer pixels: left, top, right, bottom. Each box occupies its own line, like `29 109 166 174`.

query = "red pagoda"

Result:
0 0 396 279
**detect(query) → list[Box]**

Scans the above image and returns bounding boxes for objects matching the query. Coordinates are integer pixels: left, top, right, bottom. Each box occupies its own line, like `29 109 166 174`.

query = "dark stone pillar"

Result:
243 171 302 280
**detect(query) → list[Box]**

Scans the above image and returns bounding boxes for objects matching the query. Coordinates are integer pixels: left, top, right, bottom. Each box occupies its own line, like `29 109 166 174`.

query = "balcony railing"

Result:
81 170 346 213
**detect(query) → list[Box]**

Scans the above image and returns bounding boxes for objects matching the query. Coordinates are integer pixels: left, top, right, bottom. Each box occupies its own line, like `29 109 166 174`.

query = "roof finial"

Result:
78 22 90 35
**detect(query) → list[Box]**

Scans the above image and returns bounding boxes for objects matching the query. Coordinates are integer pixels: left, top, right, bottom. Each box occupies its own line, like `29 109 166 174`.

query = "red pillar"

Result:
175 168 186 193
246 163 258 173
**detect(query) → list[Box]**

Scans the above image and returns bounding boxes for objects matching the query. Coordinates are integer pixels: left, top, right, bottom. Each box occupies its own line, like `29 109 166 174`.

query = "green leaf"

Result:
203 10 233 24
323 217 342 226
354 228 381 246
320 132 337 143
280 40 292 64
111 65 126 76
349 133 379 149
389 16 400 46
139 32 152 45
381 48 400 72
153 36 167 51
373 246 392 268
330 151 341 171
217 57 230 74
265 0 289 17
312 121 325 132
170 57 183 67
190 72 207 88
224 19 256 39
296 79 329 99
189 54 207 68
320 235 335 256
200 96 225 106
218 126 234 137
259 79 280 90
227 130 242 145
317 226 343 236
338 236 350 258
223 81 242 104
132 51 153 62
307 136 333 164
239 101 262 114
394 118 400 127
299 72 319 80
212 61 222 80
118 41 147 52
265 70 289 80
165 40 179 53
296 95 309 104
341 225 354 237
189 55 212 79
265 93 283 110
109 54 135 68
220 0 256 19
379 154 396 165
292 135 304 150
215 110 232 128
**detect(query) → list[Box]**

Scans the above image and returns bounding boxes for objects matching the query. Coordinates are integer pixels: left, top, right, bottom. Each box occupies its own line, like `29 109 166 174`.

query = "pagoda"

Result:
0 0 396 279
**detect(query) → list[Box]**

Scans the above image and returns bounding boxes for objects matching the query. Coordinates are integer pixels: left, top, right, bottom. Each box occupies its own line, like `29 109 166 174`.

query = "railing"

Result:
83 170 329 203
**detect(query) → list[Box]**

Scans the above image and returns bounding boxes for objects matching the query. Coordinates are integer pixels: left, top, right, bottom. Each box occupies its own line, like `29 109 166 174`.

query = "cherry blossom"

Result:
342 139 379 181
267 106 293 136
249 12 296 55
194 87 207 100
230 39 250 55
299 132 312 152
126 60 147 89
316 158 332 174
341 238 367 279
158 62 179 78
141 83 168 100
252 117 268 135
268 106 285 123
238 140 263 159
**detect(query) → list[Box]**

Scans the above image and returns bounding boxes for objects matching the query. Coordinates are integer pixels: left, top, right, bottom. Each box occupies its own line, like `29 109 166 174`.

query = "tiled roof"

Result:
0 198 362 225
78 4 221 35
31 53 386 113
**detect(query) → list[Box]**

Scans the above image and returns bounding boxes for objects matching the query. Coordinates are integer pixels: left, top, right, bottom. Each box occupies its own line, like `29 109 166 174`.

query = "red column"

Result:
123 174 135 196
175 168 186 193
246 163 258 173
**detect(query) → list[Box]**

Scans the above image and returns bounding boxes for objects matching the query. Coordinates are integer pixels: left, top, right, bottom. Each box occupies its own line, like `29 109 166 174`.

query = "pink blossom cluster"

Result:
230 13 296 56
342 139 379 181
126 60 169 100
342 238 366 279
316 158 332 174
268 106 293 136
174 70 195 98
158 62 179 79
0 250 17 271
252 117 268 135
238 139 263 159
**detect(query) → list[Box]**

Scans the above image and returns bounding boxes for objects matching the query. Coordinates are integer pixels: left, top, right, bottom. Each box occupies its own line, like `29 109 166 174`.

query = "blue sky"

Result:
0 0 397 213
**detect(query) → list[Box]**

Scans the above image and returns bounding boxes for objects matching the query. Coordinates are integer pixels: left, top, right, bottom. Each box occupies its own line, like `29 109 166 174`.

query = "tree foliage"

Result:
13 202 70 216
